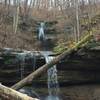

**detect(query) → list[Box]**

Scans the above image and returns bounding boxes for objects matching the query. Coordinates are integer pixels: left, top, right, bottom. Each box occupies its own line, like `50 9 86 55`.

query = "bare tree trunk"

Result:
27 0 33 16
13 0 19 34
75 0 80 42
23 0 28 17
33 0 36 7
5 0 7 6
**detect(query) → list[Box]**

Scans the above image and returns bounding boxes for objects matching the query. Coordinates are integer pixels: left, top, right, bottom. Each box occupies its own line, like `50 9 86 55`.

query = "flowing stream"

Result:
18 22 60 99
41 51 60 100
39 22 60 99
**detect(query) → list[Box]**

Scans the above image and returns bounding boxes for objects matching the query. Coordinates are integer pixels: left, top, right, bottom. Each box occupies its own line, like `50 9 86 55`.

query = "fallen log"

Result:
11 32 93 90
0 84 39 100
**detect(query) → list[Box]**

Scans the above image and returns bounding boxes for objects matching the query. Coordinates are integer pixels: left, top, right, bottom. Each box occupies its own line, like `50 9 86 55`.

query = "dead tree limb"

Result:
0 84 39 100
11 32 93 90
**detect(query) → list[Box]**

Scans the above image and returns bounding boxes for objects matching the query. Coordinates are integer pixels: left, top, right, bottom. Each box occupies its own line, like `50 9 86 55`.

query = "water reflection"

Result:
45 95 60 100
19 87 40 99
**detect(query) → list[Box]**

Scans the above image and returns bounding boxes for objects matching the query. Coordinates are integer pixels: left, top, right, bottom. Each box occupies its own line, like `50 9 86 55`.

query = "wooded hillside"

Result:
0 0 99 50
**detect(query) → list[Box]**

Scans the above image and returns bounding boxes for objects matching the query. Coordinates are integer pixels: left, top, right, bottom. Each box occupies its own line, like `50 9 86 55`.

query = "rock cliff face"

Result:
0 48 100 87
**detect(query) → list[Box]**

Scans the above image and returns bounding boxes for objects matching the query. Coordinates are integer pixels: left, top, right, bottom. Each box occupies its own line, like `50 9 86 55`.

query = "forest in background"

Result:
0 0 100 50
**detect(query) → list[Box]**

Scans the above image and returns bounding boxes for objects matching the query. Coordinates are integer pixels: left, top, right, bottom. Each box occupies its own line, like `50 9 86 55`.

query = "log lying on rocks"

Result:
11 32 93 90
0 84 39 100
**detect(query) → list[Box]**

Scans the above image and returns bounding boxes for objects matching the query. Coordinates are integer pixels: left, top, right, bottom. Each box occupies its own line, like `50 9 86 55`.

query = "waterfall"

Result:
32 53 36 71
16 53 26 79
21 54 25 79
17 51 40 99
38 22 45 41
41 51 60 100
16 51 35 79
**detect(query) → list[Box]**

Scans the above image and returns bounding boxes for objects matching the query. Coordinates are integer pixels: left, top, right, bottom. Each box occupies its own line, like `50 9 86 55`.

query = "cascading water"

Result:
32 53 36 71
38 22 45 41
18 51 40 99
41 52 60 100
16 53 26 79
16 51 36 79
